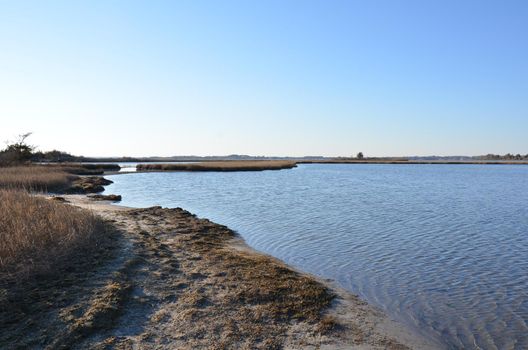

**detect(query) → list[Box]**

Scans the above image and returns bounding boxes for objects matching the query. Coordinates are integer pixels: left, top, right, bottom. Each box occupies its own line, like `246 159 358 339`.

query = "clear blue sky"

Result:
1 0 526 157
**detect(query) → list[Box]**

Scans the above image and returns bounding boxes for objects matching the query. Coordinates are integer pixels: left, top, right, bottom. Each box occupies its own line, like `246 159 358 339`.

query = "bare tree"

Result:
0 132 35 165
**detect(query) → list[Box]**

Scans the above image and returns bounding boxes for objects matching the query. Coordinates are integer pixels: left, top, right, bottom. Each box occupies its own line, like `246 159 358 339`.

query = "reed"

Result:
0 190 105 280
39 163 121 175
0 166 77 192
137 160 297 172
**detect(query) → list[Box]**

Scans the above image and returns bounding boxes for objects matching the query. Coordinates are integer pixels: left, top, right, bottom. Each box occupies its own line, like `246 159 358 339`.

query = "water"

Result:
105 164 528 349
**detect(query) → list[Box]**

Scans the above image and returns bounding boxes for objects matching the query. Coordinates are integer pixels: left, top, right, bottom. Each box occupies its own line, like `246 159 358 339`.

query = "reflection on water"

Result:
106 164 528 349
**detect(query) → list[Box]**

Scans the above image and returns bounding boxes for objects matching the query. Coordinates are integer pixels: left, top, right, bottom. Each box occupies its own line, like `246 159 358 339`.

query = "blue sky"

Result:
0 0 526 157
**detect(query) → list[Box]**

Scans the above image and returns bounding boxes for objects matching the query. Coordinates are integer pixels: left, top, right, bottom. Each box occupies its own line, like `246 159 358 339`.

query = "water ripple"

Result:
107 164 528 349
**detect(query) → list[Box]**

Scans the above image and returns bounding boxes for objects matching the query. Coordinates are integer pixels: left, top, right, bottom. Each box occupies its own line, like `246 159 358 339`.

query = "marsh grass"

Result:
0 166 77 192
43 163 120 175
0 163 119 193
137 160 297 172
0 190 105 280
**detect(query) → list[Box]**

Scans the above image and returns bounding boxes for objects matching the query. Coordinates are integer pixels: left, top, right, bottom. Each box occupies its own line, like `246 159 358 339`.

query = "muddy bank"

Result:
0 193 441 349
64 176 114 194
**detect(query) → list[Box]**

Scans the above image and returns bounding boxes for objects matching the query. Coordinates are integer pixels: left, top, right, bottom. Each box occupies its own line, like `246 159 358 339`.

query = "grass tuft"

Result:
0 166 77 192
0 164 118 193
0 190 105 281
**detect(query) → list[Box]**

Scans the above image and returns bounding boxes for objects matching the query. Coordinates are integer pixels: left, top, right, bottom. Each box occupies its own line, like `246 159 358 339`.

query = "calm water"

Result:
106 164 528 349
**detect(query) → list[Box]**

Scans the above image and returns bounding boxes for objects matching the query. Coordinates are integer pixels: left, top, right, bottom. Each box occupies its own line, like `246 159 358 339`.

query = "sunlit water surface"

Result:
106 164 528 349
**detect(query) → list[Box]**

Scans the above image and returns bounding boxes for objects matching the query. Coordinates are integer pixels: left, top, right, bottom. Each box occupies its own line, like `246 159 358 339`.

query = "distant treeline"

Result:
0 136 84 165
476 153 528 160
1 133 526 164
362 154 528 161
0 133 117 166
70 155 329 162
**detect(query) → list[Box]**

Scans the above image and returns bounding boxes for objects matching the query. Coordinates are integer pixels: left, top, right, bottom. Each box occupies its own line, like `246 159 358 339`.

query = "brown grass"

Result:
0 164 119 193
0 190 105 280
137 161 297 172
0 166 77 192
42 163 120 174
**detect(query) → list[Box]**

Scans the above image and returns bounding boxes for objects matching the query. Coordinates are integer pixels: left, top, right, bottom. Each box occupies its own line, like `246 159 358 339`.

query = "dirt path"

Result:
0 195 441 349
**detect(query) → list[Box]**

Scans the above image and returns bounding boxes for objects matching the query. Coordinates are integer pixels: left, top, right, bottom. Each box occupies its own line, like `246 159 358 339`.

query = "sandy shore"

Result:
1 193 442 349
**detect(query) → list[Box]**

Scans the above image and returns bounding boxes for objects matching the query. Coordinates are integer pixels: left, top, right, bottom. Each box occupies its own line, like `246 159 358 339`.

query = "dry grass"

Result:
43 163 120 175
137 161 297 172
0 165 118 193
0 190 105 280
0 166 77 192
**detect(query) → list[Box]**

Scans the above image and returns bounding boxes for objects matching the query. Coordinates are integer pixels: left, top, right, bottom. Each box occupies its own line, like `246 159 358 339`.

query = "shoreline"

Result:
136 160 297 172
104 159 528 177
297 160 528 165
55 193 441 349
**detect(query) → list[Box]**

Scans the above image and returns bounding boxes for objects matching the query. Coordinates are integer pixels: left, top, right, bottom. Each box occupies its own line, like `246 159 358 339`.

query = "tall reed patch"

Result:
0 166 77 192
137 160 297 172
0 190 105 280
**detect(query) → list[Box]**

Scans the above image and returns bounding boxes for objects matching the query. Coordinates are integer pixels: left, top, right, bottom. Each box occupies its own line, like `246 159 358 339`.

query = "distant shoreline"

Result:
136 160 297 172
109 160 528 176
297 160 528 165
